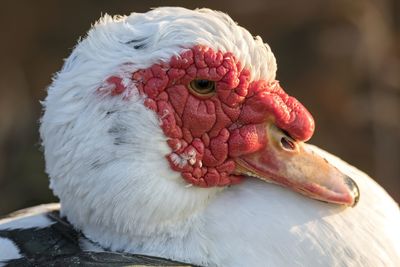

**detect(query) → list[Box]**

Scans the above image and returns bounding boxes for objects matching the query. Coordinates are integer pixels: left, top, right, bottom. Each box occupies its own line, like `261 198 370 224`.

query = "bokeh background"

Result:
0 0 399 215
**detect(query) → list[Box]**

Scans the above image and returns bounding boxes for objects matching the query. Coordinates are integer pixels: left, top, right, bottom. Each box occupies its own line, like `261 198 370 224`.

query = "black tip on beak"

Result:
345 176 360 207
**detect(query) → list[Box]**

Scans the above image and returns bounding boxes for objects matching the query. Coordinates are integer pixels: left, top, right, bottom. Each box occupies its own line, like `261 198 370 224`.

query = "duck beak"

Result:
234 123 360 207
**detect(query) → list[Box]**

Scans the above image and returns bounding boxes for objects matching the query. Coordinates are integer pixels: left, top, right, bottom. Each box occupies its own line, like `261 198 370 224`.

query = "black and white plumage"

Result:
0 205 194 266
1 7 399 267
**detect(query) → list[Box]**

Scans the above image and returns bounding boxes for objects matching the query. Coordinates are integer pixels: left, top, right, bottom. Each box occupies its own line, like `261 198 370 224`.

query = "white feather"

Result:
0 238 22 265
0 204 58 230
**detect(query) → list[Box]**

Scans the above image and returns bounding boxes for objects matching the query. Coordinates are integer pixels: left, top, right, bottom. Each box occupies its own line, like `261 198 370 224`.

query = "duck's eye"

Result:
189 79 216 96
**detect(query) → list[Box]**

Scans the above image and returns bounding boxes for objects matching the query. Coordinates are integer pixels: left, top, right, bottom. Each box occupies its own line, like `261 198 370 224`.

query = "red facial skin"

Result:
102 45 315 187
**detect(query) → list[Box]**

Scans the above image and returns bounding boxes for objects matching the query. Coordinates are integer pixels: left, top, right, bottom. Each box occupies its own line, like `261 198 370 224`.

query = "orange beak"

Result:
234 123 360 207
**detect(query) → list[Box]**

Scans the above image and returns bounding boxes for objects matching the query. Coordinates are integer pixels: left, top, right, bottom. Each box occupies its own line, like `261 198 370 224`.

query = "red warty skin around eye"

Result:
100 45 315 187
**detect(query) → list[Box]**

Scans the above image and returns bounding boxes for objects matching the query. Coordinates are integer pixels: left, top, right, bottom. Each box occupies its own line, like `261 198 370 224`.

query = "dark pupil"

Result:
196 80 212 90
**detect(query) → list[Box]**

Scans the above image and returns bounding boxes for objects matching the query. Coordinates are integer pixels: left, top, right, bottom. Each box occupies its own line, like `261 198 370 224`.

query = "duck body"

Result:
1 148 399 266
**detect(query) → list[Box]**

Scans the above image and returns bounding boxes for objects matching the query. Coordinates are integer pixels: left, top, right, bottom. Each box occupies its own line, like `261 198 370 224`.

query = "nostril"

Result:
280 137 296 151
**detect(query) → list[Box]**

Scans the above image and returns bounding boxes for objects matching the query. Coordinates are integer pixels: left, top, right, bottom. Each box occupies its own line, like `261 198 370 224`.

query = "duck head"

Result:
40 7 359 248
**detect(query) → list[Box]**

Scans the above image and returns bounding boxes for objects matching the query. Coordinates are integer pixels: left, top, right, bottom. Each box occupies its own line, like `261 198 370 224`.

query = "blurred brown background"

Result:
0 0 399 215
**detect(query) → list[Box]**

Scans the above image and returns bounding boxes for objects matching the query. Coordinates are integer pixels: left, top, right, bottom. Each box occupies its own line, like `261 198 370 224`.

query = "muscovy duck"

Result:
1 7 399 267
